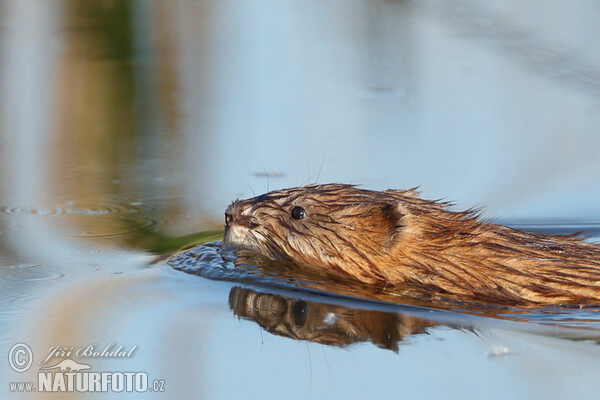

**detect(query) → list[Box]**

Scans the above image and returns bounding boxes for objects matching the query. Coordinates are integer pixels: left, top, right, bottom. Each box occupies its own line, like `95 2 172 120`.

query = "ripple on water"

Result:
80 263 102 271
0 201 165 238
503 306 600 330
72 215 160 238
0 204 123 216
0 293 45 321
0 293 43 306
1 264 66 282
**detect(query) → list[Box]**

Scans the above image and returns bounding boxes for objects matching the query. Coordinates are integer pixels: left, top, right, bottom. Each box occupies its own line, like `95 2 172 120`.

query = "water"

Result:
169 241 600 330
2 0 600 398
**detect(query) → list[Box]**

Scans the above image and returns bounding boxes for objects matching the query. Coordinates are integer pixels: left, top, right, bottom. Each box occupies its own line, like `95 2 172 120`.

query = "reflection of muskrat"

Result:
224 184 600 305
228 287 436 351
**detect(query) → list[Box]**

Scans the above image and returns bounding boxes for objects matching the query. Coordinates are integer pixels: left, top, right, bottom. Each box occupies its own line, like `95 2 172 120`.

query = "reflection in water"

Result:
227 283 600 352
172 242 600 337
2 0 600 398
229 286 438 352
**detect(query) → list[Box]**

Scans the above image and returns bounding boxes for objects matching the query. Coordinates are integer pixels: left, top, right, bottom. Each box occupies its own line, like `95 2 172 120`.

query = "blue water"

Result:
2 0 600 399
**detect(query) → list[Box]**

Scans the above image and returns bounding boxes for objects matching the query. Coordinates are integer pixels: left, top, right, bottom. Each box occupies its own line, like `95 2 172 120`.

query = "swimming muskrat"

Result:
223 184 600 305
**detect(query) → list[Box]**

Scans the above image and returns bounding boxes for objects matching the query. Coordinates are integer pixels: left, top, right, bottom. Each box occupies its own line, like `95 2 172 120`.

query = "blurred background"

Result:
2 0 600 399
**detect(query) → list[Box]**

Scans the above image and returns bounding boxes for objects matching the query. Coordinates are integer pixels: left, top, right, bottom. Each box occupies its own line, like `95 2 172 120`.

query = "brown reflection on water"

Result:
15 269 207 400
50 0 137 205
229 286 439 352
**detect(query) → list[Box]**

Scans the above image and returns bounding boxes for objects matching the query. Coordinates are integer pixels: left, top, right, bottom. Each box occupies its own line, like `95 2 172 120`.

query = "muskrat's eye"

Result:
292 300 307 328
291 206 307 220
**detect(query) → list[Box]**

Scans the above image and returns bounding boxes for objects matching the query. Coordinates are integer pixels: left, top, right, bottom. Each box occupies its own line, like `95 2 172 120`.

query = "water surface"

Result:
2 0 600 399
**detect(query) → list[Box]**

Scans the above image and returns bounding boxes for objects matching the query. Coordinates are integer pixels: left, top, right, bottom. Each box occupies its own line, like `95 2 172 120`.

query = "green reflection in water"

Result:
67 0 134 59
132 227 223 255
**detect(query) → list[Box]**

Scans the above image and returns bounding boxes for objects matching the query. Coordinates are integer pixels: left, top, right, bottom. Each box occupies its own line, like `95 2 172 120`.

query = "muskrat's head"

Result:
223 184 419 281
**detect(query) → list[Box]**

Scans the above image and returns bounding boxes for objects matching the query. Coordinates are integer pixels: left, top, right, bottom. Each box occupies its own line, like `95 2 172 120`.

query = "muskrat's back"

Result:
223 184 600 305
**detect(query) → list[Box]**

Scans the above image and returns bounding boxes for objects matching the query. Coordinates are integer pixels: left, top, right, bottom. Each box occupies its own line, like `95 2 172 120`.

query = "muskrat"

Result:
223 184 600 305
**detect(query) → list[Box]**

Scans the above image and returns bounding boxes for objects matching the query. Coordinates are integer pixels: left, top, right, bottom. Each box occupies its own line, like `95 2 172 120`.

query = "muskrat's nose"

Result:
225 202 259 228
225 202 237 227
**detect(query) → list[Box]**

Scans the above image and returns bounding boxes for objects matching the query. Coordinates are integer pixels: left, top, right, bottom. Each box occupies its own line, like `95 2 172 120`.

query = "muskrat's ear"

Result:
381 201 412 247
360 202 405 237
384 187 420 198
388 201 408 230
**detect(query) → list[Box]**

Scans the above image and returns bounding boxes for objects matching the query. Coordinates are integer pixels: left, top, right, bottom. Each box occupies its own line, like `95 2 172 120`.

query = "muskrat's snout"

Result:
224 208 234 227
224 201 259 230
223 200 266 255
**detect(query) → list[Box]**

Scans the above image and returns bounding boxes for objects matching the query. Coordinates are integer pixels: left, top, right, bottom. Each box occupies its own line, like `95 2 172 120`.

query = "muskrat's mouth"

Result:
224 224 263 253
224 223 292 263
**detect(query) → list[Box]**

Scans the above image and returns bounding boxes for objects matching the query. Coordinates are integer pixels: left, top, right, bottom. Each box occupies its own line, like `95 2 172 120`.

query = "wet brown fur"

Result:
224 184 600 305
